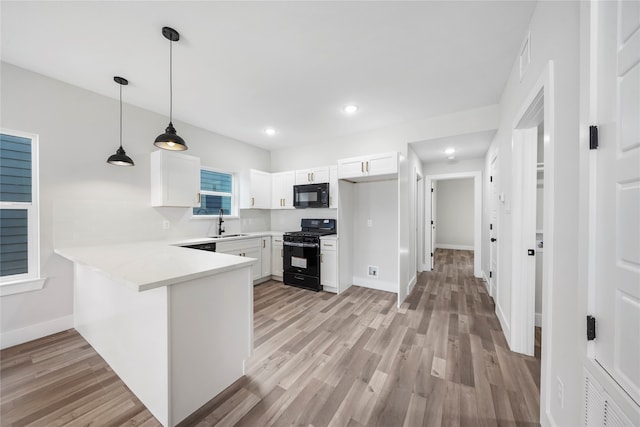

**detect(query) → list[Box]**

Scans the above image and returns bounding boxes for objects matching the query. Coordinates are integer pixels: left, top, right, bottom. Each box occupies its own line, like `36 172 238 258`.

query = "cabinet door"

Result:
244 247 262 281
321 249 337 288
310 167 330 183
271 239 283 279
261 237 271 277
271 173 285 209
252 170 272 209
150 151 200 207
295 169 312 184
366 152 398 176
337 158 365 179
281 171 295 209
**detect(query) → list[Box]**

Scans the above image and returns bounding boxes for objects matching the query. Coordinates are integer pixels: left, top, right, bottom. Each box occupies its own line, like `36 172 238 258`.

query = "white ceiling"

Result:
411 129 497 164
1 1 535 151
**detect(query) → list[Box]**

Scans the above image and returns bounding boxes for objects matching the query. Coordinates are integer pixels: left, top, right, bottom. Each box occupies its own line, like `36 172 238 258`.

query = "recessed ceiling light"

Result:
444 147 456 155
344 105 358 114
448 155 456 160
264 127 277 136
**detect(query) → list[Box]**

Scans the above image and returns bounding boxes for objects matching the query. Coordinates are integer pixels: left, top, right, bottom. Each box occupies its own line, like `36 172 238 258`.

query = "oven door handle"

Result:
283 241 319 248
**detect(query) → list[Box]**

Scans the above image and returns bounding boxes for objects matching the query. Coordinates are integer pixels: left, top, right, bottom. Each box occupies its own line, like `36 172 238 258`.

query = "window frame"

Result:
0 128 42 293
192 166 238 219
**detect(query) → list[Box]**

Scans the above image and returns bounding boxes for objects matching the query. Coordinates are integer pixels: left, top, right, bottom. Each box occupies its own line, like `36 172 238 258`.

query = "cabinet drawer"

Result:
320 240 337 251
215 238 260 253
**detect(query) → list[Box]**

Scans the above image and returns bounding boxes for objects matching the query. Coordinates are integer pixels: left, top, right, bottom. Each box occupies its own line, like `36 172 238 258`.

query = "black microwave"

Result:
293 183 329 208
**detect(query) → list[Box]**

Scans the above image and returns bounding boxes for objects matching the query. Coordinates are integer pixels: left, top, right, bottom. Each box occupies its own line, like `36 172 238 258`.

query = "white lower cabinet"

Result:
271 236 284 280
320 238 338 292
261 237 271 278
216 238 262 281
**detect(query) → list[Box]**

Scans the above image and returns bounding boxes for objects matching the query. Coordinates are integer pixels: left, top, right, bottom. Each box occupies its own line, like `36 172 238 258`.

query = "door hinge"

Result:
489 271 492 278
587 315 596 341
430 252 433 257
490 223 493 230
431 220 434 225
431 188 434 193
490 176 493 182
589 125 599 150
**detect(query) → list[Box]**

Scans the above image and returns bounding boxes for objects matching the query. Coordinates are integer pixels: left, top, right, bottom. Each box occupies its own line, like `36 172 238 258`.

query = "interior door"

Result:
591 0 640 406
490 156 498 296
430 182 437 270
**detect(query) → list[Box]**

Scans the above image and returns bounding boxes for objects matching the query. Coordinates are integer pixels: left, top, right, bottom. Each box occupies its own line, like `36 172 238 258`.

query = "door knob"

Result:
490 237 497 242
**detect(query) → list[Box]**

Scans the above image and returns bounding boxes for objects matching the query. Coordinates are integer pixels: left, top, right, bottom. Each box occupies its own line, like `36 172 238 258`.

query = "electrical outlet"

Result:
556 376 564 408
368 266 379 278
162 220 171 230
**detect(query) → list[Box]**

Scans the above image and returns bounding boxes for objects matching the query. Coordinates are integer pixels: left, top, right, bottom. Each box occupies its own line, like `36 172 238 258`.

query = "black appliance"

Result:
293 183 329 209
181 242 216 252
283 218 336 291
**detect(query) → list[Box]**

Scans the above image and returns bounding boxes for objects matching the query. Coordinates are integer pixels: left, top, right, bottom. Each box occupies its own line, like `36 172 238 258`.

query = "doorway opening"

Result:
424 171 482 278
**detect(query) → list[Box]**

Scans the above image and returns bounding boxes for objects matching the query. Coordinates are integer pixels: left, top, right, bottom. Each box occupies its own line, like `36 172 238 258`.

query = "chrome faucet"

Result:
218 208 225 236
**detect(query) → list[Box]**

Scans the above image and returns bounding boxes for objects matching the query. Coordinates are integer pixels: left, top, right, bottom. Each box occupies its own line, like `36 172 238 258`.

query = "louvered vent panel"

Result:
603 398 633 427
584 374 605 426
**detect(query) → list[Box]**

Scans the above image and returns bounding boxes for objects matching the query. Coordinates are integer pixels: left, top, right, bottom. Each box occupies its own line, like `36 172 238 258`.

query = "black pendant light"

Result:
107 76 135 166
154 26 187 151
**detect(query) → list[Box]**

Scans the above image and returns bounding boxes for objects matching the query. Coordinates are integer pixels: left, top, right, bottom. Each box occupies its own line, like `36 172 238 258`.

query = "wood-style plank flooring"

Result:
0 249 540 426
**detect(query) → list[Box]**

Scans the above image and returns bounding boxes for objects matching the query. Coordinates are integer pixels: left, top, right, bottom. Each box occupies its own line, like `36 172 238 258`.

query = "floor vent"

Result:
583 370 634 427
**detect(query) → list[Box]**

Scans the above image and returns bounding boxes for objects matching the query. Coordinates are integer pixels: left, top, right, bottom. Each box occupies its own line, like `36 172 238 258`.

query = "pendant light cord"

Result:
169 37 173 123
119 83 123 149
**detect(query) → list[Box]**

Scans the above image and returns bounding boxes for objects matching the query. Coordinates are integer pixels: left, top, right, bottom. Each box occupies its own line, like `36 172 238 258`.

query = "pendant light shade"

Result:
154 26 187 151
107 76 134 166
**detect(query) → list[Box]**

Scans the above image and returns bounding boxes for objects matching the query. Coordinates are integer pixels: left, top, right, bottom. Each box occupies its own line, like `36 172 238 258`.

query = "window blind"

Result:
0 134 32 203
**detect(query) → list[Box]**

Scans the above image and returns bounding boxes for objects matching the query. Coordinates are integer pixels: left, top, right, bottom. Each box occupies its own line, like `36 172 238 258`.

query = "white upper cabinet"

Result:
295 167 330 184
239 169 272 209
150 150 200 207
337 152 398 182
271 171 296 209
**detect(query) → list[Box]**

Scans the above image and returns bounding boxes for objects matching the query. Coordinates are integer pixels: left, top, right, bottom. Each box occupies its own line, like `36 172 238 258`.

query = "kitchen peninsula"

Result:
55 241 255 427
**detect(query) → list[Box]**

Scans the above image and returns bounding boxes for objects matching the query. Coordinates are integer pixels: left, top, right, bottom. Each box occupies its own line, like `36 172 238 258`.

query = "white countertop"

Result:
55 241 256 292
174 231 283 246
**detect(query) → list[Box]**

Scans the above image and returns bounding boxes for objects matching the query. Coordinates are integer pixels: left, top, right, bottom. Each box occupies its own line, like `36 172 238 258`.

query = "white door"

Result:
430 182 437 270
591 0 640 405
489 156 498 296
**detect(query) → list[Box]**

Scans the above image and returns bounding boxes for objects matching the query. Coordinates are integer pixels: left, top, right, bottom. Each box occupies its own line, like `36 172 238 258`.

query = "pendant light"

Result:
107 76 135 166
154 26 187 151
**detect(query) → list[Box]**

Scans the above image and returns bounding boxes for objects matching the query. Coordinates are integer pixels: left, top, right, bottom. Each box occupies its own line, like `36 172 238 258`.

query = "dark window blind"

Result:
1 134 32 203
0 209 28 276
200 170 232 193
194 169 233 216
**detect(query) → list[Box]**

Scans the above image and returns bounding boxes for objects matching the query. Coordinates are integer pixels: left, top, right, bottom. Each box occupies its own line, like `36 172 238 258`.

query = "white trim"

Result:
0 277 46 296
424 171 483 279
535 312 542 328
434 243 474 251
353 278 397 293
407 274 417 296
496 302 511 349
0 315 73 350
0 128 40 284
482 271 491 295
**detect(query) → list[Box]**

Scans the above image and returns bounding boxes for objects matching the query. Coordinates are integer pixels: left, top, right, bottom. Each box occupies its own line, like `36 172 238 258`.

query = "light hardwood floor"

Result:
0 249 540 426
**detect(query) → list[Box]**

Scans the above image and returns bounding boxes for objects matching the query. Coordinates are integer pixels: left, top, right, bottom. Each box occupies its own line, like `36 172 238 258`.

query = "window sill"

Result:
0 277 47 296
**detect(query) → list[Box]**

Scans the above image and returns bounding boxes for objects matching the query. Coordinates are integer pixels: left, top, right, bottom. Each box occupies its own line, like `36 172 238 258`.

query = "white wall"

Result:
270 209 337 233
0 63 271 347
435 178 474 249
423 157 485 176
352 180 398 292
482 2 581 425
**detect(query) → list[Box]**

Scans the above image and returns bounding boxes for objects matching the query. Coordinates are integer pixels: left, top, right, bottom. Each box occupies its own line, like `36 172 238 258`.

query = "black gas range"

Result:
283 219 336 291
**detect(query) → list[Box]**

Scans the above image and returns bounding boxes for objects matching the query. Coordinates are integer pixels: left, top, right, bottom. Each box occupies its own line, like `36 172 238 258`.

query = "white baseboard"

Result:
353 276 396 293
496 304 511 349
435 243 474 251
535 312 542 327
407 274 417 295
0 315 74 350
482 271 491 295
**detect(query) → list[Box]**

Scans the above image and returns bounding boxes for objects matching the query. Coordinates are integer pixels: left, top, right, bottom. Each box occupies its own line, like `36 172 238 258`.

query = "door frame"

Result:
424 171 482 278
509 61 555 421
488 152 499 299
